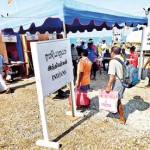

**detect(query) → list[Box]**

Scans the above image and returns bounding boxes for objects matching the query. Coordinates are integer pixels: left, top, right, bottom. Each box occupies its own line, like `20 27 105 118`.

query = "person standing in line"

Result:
102 49 111 72
71 44 79 77
143 57 150 87
105 46 125 124
76 41 86 56
76 50 92 92
86 40 98 81
128 46 138 67
79 41 86 50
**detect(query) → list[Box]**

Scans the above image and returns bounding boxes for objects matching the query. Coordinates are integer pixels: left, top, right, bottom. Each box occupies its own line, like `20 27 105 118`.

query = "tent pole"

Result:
63 21 76 117
63 22 67 38
63 22 83 119
138 26 146 80
21 35 29 76
112 27 114 46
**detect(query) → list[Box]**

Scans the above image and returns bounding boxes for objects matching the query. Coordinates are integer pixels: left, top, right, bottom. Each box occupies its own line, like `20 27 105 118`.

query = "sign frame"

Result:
30 39 83 149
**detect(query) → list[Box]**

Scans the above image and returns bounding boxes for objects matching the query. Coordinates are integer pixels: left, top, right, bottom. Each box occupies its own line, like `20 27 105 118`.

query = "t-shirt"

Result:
129 52 138 67
77 57 92 86
0 55 6 74
86 47 98 63
108 55 124 80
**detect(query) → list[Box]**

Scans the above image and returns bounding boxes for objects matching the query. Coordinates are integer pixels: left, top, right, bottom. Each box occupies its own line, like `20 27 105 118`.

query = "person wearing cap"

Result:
105 46 125 124
86 40 98 80
76 50 92 92
128 46 138 67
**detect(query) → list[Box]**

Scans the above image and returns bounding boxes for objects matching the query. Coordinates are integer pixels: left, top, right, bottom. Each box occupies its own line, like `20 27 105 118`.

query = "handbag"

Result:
99 89 118 113
68 89 90 106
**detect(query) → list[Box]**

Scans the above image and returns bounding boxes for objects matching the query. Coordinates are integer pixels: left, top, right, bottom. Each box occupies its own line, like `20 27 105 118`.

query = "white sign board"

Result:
30 39 73 99
2 35 17 42
142 27 150 50
26 34 38 40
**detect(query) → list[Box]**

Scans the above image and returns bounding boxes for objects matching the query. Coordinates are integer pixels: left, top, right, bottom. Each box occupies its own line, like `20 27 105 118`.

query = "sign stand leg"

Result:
36 97 60 149
66 80 84 120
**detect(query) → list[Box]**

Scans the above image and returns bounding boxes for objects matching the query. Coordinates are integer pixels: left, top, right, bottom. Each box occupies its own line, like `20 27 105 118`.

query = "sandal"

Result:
113 118 125 125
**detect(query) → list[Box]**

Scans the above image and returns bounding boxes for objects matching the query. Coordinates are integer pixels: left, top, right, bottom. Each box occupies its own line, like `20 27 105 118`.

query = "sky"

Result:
0 0 150 38
0 0 149 16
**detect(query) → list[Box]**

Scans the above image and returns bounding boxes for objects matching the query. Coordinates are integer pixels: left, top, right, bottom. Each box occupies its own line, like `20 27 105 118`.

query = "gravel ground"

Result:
0 71 150 150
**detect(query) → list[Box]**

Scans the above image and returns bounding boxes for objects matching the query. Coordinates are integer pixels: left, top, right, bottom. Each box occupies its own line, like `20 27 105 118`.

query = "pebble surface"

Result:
0 72 150 150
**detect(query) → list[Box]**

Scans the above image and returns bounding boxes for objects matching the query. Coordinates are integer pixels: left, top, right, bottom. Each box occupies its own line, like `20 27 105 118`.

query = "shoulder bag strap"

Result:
113 57 126 82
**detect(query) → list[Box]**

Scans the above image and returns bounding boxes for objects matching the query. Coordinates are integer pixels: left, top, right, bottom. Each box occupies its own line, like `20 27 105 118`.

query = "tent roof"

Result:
0 0 147 34
126 30 142 43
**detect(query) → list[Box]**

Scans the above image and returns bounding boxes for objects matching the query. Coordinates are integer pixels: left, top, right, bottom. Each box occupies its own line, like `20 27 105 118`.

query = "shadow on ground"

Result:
52 96 99 143
52 109 99 143
107 95 150 121
12 81 36 89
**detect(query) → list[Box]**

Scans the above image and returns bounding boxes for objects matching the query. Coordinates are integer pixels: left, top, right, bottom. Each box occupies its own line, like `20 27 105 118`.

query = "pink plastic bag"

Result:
68 89 90 106
99 89 118 113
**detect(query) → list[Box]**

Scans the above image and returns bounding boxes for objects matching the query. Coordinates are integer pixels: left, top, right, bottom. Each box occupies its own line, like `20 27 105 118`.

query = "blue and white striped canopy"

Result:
0 0 147 34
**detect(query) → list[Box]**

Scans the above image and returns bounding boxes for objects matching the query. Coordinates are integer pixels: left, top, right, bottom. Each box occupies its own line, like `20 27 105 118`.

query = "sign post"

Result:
30 39 83 149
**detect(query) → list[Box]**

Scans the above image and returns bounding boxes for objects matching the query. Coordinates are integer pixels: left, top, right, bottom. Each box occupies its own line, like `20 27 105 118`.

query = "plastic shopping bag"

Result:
99 89 118 113
68 89 90 106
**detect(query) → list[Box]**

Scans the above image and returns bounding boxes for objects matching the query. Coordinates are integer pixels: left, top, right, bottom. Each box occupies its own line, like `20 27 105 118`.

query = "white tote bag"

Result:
99 89 118 113
0 74 7 92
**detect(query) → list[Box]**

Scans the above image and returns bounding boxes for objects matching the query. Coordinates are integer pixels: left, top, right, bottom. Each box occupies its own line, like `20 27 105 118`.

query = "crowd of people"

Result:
1 38 150 124
71 39 150 124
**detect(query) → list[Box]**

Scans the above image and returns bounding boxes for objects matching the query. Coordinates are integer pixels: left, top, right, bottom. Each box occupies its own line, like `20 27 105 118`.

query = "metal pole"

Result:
112 27 114 46
138 26 146 80
63 21 76 117
63 22 67 38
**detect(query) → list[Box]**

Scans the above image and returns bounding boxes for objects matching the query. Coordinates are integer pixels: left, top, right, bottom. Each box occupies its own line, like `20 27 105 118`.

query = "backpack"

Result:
113 57 139 88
